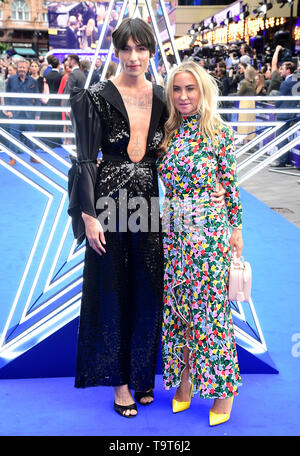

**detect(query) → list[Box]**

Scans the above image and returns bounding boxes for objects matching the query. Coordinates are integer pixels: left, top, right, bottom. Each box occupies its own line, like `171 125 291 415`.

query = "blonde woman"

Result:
157 61 243 426
82 18 98 49
255 73 267 96
237 65 257 143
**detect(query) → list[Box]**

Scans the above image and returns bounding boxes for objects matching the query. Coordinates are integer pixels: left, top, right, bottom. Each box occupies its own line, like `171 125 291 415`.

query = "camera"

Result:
191 43 228 62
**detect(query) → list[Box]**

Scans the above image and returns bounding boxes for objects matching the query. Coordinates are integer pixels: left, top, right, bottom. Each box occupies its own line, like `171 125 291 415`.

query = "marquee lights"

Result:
294 25 300 40
194 16 286 45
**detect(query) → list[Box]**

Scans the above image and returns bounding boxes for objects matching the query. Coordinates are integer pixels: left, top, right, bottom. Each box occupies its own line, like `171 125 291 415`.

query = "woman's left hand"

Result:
212 181 225 207
230 228 243 258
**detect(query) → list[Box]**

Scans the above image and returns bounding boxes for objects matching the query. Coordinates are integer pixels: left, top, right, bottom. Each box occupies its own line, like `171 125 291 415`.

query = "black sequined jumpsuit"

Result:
68 80 168 390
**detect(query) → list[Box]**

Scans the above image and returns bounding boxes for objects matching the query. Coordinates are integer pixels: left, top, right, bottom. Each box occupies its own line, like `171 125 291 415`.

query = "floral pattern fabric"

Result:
157 115 243 398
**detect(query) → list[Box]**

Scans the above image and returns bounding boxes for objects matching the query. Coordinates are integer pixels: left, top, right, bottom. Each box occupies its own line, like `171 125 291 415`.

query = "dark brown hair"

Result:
68 54 80 65
282 61 296 74
112 18 156 56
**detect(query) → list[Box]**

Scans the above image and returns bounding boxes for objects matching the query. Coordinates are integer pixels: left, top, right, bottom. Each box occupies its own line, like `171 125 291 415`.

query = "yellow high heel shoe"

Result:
209 409 230 426
172 384 193 413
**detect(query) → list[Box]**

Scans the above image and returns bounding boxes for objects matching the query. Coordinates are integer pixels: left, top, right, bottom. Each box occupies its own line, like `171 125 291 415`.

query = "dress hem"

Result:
162 380 242 400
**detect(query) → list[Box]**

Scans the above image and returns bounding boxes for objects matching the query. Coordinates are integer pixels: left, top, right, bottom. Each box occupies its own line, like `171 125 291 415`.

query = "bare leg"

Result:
211 396 234 415
114 384 138 417
174 328 192 402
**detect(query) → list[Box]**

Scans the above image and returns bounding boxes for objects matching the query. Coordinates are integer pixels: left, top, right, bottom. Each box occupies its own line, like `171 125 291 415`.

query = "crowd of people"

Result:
0 52 118 91
181 42 299 165
197 42 293 104
0 39 299 167
64 4 118 50
0 53 117 165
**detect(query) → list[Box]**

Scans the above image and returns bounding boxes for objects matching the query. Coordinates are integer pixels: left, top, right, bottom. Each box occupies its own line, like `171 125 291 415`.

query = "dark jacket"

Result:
275 74 299 120
267 70 283 95
45 69 62 106
6 73 40 119
45 69 62 93
219 75 230 96
68 80 168 244
63 67 86 95
66 26 80 49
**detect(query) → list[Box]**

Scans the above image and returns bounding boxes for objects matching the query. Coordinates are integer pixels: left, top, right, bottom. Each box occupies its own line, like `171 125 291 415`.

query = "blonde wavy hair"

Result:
161 60 223 152
244 65 257 82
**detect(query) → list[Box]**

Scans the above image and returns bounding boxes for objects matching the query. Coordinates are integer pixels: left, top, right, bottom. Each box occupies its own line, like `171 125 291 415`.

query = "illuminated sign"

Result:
195 17 287 45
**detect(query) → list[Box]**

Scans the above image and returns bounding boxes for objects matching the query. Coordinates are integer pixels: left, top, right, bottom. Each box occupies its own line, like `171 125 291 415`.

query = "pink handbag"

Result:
228 253 252 302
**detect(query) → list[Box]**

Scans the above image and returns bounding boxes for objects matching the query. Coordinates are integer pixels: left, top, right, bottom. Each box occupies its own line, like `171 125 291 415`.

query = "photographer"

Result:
240 43 251 60
228 61 247 93
215 60 231 121
216 61 230 96
267 45 284 95
225 52 237 68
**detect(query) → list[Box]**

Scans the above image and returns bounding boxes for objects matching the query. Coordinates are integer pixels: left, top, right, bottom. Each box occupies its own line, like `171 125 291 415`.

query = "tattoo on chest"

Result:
119 89 152 161
122 93 152 110
128 135 145 161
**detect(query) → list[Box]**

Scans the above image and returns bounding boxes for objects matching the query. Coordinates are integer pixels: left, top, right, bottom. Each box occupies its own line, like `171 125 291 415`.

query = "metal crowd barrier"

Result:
1 93 300 185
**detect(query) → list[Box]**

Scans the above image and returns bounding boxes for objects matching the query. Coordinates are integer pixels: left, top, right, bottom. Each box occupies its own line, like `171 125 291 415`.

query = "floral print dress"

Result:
157 115 243 399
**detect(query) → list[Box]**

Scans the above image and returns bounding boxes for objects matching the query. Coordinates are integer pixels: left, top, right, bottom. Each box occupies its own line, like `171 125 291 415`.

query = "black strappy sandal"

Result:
134 389 154 405
114 402 137 418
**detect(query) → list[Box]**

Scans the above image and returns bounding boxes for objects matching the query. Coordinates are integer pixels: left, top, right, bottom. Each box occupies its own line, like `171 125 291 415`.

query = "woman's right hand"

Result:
82 212 106 255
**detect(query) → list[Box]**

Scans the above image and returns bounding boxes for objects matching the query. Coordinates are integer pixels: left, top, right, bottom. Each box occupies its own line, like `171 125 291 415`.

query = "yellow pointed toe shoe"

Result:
209 409 230 426
172 385 193 414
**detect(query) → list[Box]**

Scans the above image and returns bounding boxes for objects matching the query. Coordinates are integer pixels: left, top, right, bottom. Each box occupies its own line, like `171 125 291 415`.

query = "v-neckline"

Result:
107 79 155 164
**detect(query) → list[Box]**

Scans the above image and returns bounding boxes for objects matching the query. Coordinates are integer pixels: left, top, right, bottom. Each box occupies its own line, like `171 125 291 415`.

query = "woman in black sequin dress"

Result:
68 18 168 417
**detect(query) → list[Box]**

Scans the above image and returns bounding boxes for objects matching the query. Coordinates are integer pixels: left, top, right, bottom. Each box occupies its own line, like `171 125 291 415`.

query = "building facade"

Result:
0 0 49 55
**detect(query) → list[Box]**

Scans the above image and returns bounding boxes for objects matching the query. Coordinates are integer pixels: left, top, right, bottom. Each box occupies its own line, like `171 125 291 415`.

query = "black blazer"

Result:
275 74 299 120
45 69 62 93
45 70 62 106
66 26 79 49
64 68 86 94
68 80 168 244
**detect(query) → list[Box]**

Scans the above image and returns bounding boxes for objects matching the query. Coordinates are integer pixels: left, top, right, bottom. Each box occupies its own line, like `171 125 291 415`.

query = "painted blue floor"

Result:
0 146 300 436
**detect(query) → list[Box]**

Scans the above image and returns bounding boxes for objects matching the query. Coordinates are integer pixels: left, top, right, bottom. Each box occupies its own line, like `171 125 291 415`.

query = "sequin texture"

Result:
68 80 168 389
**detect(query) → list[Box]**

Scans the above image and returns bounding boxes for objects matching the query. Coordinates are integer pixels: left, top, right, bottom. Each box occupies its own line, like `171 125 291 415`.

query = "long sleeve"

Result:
68 87 102 244
237 80 247 96
216 125 242 229
275 78 298 120
6 75 41 118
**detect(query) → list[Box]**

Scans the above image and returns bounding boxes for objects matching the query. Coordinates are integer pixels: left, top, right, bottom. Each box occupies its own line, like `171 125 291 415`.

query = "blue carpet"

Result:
0 373 299 436
0 147 300 436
